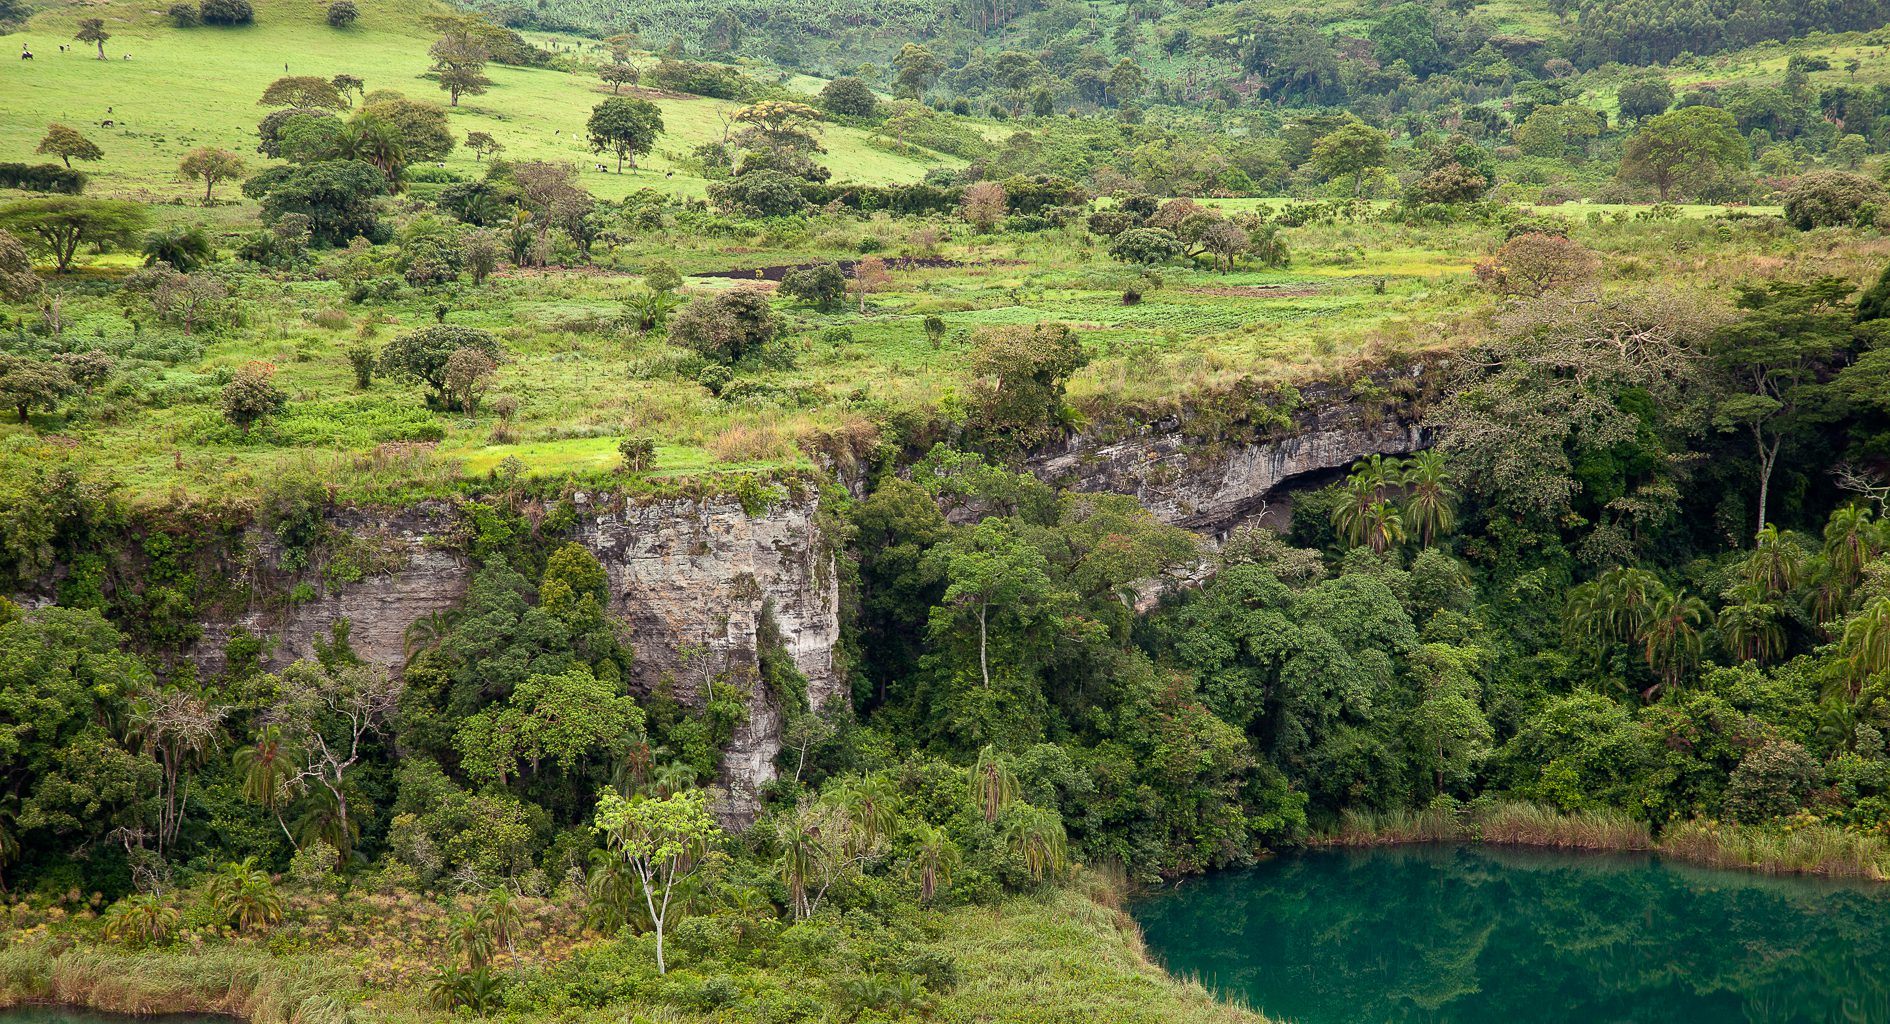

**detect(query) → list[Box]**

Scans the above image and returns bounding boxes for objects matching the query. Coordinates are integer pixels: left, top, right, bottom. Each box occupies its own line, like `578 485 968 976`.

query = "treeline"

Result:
1572 0 1890 66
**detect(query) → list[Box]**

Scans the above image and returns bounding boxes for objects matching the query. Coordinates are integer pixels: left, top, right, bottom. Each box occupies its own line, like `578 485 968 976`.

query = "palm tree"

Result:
446 904 497 967
1717 587 1787 664
403 609 459 659
1824 505 1877 586
777 819 821 921
1400 449 1458 546
583 849 640 933
841 776 900 851
907 823 959 905
208 857 284 933
292 787 358 860
1330 455 1399 550
968 745 1017 824
234 725 300 845
487 888 523 957
1360 499 1406 554
335 115 407 185
1744 525 1803 599
649 760 698 798
1004 806 1068 882
102 894 179 947
1565 567 1663 647
1640 589 1707 697
1838 596 1890 701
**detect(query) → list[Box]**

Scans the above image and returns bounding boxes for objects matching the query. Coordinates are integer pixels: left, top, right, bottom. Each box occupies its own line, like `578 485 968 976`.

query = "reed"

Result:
1660 820 1890 880
5 944 358 1024
1474 801 1653 850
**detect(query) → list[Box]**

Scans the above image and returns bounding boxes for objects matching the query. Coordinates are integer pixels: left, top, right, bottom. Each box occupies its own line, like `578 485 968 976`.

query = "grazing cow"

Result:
19 50 31 60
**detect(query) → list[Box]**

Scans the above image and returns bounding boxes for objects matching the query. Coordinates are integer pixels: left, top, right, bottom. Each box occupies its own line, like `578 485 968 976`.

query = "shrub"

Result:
707 170 811 218
668 290 780 363
199 0 253 24
1107 227 1185 266
168 2 200 26
0 162 87 194
325 0 356 27
618 436 656 472
780 263 846 310
820 76 877 118
1724 740 1819 824
1781 171 1889 230
379 324 502 405
221 361 287 434
345 343 376 389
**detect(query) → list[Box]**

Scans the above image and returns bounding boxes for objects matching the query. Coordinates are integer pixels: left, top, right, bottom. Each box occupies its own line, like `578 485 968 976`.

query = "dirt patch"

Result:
1181 284 1323 298
697 257 1020 282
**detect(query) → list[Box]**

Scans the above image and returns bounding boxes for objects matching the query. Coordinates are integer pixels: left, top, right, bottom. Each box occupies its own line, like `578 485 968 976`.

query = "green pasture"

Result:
0 0 952 204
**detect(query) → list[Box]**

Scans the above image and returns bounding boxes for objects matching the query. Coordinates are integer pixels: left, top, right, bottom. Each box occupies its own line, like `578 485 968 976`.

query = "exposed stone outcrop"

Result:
1028 373 1434 535
189 493 842 825
573 493 841 821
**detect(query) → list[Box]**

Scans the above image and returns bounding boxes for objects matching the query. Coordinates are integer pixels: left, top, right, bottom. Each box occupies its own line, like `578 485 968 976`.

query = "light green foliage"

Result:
593 789 721 973
455 666 644 784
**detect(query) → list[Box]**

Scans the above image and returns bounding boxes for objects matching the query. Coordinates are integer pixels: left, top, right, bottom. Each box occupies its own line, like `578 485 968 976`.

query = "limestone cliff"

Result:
1029 369 1435 535
191 493 842 824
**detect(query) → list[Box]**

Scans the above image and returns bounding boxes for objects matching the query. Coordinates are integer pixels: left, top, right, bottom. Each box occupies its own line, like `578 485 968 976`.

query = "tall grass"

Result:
1661 820 1890 881
1476 801 1653 850
1326 799 1890 880
1 943 357 1024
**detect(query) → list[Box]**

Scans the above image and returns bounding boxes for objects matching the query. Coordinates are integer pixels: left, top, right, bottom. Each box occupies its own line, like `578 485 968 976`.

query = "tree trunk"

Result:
977 602 990 688
1754 427 1779 539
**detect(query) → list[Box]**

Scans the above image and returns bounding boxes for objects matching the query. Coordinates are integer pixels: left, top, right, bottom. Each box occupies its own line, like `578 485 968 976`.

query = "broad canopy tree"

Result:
586 98 664 172
0 197 152 272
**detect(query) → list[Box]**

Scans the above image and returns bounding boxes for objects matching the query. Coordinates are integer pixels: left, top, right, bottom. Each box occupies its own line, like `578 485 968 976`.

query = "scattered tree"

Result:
178 147 246 204
35 124 102 170
221 361 288 433
0 197 152 272
74 18 109 60
1617 106 1746 202
667 289 779 363
326 0 356 28
592 790 720 975
260 76 346 109
959 181 1007 232
586 98 664 172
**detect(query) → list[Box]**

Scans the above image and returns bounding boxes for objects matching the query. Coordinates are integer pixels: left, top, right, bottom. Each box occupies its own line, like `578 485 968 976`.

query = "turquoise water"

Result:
1132 844 1890 1024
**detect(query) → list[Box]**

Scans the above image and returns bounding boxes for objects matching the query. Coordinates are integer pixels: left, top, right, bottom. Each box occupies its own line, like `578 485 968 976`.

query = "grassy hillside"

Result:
0 0 953 202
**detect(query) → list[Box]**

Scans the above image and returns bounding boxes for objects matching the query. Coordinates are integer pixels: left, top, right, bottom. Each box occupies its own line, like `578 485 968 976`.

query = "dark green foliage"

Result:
779 262 846 310
141 224 215 271
707 170 812 218
666 290 780 363
820 76 877 118
198 0 252 24
0 162 86 194
244 160 387 245
379 324 502 403
1781 172 1888 230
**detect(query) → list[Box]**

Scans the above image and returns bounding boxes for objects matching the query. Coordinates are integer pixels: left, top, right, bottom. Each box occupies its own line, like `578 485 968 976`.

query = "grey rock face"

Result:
1028 389 1429 535
190 494 841 825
